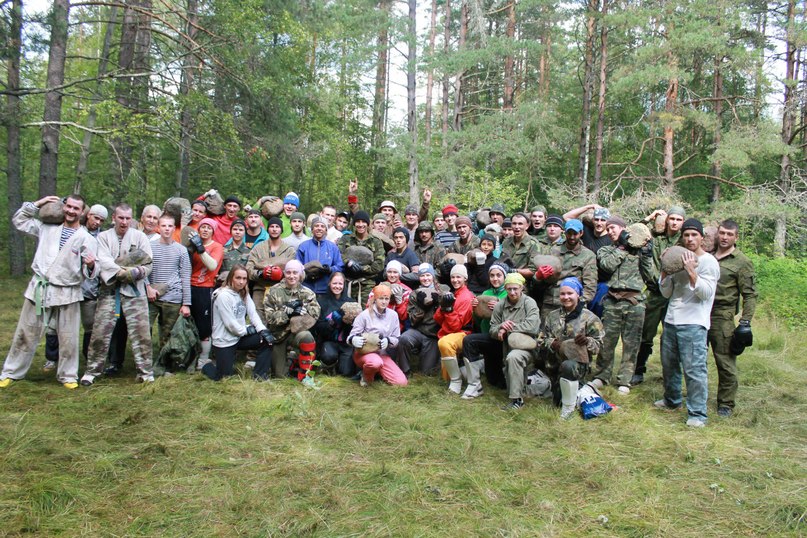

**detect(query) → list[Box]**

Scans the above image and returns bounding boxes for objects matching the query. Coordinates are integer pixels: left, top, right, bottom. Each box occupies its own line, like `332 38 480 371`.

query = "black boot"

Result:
631 343 653 385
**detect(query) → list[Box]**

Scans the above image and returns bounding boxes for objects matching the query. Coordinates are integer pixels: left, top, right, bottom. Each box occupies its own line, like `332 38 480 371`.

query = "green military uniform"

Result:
634 230 681 377
501 235 539 273
537 243 597 319
591 243 654 387
221 242 251 276
337 233 385 305
263 281 321 378
708 248 757 410
448 234 481 255
489 294 542 400
413 238 446 269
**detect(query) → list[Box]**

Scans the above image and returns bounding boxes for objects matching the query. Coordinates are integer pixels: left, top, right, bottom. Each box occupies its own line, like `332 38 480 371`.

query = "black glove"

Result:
285 299 303 317
188 234 205 254
346 259 362 277
640 241 653 257
260 329 274 345
618 230 631 248
440 258 456 277
734 320 753 346
292 303 305 317
440 292 456 313
321 264 331 275
246 325 257 336
415 290 428 307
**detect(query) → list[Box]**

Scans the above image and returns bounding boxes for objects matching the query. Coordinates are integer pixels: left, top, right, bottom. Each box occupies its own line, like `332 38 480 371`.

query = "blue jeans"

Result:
660 322 708 421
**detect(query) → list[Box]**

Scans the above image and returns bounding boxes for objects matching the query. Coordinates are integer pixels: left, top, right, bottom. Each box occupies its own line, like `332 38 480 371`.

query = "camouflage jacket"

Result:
538 305 604 367
646 232 681 292
221 242 251 275
263 281 321 341
413 240 446 269
448 234 481 255
501 235 539 271
337 233 385 282
539 242 597 307
712 248 757 320
596 244 654 294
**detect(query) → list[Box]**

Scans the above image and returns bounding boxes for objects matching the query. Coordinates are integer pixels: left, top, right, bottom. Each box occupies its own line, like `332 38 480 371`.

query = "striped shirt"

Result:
147 240 192 305
59 227 76 250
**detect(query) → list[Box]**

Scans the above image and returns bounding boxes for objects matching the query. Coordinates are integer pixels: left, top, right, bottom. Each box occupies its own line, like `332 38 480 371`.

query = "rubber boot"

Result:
297 340 317 382
560 378 579 420
442 357 463 394
197 339 212 370
461 358 484 399
44 333 59 371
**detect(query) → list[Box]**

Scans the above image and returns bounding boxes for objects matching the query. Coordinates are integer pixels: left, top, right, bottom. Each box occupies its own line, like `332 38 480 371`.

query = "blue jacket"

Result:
296 237 344 294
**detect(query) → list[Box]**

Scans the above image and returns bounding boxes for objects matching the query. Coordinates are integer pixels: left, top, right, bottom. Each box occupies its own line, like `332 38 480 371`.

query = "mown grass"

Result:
0 275 804 537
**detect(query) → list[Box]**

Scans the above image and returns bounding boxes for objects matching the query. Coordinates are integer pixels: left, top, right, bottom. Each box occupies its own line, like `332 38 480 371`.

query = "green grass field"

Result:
0 276 804 537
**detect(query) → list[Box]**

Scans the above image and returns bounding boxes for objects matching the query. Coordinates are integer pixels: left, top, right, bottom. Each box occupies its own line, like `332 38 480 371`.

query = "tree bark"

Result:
74 5 118 194
709 56 723 204
775 0 797 257
452 1 467 132
371 0 390 196
6 0 26 275
176 0 199 197
593 0 608 196
407 0 419 204
577 0 598 194
503 0 516 110
441 0 451 149
425 0 437 147
38 0 70 197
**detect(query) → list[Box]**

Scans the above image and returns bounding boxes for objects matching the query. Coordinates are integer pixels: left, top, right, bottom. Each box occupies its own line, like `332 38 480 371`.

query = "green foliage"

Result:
748 254 807 328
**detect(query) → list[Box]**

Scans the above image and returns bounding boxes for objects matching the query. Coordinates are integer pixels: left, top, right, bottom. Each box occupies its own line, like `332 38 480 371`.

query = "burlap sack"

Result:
558 339 589 364
660 245 690 274
371 229 395 250
290 314 316 334
626 222 652 249
115 248 152 268
39 201 64 225
163 197 191 225
340 302 362 324
474 295 498 319
204 192 225 215
180 226 197 247
508 332 537 350
358 332 380 355
259 196 283 219
476 209 491 227
531 254 563 283
702 225 718 253
654 214 667 234
344 245 374 266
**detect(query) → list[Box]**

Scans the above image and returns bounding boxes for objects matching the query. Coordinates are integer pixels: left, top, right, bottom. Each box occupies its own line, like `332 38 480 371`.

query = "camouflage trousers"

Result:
85 292 153 378
592 296 645 387
634 291 669 375
149 300 182 353
1 298 81 384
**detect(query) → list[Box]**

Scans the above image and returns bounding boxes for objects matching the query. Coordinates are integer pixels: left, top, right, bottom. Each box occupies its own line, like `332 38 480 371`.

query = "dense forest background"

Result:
1 0 806 276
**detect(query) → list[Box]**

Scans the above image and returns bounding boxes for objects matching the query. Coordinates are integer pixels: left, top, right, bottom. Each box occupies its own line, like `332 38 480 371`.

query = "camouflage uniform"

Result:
538 305 604 403
263 281 321 378
85 228 154 380
708 248 757 410
221 242 251 276
448 234 481 255
591 243 654 387
635 231 681 377
245 240 297 323
412 237 446 269
489 294 542 400
537 243 597 319
501 235 539 273
337 233 385 305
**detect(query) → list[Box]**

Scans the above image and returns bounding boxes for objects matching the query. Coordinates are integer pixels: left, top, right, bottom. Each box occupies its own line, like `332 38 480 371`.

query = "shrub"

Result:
748 254 807 328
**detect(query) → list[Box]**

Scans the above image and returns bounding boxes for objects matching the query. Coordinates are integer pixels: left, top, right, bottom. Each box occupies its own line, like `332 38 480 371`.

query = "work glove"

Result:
440 292 456 313
379 337 389 350
618 230 631 248
345 259 362 277
246 325 257 336
415 290 428 307
550 339 561 352
351 335 366 349
475 251 487 265
188 234 205 254
284 299 303 317
390 284 405 304
260 330 274 345
327 310 343 327
535 265 554 280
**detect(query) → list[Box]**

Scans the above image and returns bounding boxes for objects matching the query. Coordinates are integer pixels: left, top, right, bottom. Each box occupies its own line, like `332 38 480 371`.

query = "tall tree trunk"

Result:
709 57 723 204
6 0 26 275
577 0 598 194
112 0 139 198
503 0 516 110
441 0 451 149
775 0 797 257
425 0 437 147
452 1 467 132
372 0 390 196
593 0 608 196
38 0 70 197
538 25 551 98
407 0 419 204
176 0 198 197
74 5 118 194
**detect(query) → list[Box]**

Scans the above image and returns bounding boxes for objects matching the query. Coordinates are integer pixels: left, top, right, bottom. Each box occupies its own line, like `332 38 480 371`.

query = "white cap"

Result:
379 200 396 210
89 204 108 220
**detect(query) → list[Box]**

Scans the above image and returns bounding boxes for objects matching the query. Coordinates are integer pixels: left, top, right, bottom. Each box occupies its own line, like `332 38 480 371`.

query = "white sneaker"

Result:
590 378 604 389
461 383 483 400
560 404 576 420
43 360 57 372
686 417 706 428
244 360 256 370
80 374 95 387
617 386 630 395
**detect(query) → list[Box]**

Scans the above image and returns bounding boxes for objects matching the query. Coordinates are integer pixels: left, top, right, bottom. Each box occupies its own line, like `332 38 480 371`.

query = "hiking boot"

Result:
103 364 122 376
43 360 57 372
686 417 706 428
0 378 13 388
63 382 79 390
630 374 644 385
461 384 484 400
617 386 630 395
80 374 95 387
653 399 681 411
717 406 733 417
501 398 524 411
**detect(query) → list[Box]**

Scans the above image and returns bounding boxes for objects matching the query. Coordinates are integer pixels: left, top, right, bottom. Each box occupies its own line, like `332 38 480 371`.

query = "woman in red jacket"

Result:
434 264 475 394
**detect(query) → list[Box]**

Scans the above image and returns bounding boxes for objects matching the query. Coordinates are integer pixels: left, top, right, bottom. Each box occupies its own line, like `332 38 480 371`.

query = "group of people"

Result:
0 182 757 426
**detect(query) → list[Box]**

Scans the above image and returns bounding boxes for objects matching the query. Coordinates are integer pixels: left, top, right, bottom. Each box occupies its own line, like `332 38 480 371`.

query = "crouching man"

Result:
538 277 604 419
488 273 541 410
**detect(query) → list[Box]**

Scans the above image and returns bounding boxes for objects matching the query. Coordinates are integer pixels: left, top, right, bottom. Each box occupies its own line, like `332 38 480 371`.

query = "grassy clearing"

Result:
0 275 805 537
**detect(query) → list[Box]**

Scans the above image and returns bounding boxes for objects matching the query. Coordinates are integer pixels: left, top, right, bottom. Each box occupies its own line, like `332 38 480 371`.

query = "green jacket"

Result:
646 232 681 292
540 242 597 307
489 294 541 356
448 234 481 255
712 248 757 321
597 244 654 294
501 235 539 271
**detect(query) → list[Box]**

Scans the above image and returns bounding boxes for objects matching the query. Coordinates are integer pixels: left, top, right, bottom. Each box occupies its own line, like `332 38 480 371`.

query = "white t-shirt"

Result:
660 251 720 329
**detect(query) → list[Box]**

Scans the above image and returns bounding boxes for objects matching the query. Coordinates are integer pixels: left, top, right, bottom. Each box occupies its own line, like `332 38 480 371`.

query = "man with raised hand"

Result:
0 195 98 390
